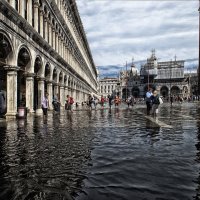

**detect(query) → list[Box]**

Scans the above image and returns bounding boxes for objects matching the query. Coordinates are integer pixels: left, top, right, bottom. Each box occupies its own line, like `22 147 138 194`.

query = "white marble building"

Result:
0 0 97 117
99 77 119 97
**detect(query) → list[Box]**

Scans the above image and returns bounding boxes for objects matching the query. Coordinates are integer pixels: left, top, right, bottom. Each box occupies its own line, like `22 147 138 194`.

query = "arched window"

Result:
25 0 28 20
32 0 34 27
15 0 19 12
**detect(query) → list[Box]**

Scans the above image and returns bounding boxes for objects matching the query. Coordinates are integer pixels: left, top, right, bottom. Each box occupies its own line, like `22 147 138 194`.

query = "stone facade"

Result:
99 77 119 97
118 51 190 99
0 0 97 117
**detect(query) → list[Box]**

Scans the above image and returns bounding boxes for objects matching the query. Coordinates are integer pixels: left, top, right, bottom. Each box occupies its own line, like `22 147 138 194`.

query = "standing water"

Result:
0 103 200 200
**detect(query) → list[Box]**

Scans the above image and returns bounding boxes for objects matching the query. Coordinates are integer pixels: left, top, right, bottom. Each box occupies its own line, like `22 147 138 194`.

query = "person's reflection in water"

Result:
145 119 160 144
109 108 112 115
114 107 120 119
67 111 73 123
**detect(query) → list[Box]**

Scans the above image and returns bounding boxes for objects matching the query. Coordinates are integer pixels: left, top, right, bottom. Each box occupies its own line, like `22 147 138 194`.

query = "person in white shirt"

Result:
145 88 153 115
41 92 49 119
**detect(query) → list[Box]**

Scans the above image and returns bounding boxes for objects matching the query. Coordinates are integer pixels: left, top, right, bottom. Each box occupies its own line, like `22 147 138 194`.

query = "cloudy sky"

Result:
76 0 198 75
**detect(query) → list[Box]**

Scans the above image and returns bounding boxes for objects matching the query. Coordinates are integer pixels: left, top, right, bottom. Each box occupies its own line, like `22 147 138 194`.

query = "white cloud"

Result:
76 0 198 68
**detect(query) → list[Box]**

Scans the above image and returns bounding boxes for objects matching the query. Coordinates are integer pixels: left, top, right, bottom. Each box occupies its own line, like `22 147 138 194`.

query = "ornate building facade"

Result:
0 0 97 117
98 77 119 97
101 51 191 100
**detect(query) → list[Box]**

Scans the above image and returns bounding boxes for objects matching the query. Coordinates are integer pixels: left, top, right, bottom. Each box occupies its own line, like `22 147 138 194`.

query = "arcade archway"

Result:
0 32 14 115
132 86 140 98
17 46 31 107
160 86 169 98
122 88 130 99
171 86 181 96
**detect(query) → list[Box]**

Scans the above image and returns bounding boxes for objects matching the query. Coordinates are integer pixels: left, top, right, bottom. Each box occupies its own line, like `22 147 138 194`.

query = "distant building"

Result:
99 77 119 97
119 50 191 99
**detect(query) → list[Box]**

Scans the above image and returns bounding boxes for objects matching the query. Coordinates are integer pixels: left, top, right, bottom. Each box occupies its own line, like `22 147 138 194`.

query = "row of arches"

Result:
121 85 187 99
0 31 90 116
5 0 84 67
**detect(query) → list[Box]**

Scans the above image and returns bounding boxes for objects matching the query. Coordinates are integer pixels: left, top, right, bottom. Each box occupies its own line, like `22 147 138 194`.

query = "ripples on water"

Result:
0 103 200 200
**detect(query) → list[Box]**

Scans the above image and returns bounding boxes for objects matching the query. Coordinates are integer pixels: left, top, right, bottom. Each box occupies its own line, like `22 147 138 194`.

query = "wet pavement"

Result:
0 102 200 200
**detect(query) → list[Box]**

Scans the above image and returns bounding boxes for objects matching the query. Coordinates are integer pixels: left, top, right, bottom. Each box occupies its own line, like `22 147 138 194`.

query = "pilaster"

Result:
25 73 35 113
47 81 53 110
36 77 45 115
4 66 20 117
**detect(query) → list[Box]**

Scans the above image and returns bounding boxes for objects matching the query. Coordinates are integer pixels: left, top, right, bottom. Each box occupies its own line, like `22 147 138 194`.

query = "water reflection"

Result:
0 104 200 200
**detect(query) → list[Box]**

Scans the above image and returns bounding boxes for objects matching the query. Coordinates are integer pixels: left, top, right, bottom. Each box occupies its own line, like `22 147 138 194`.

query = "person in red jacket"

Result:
100 95 105 109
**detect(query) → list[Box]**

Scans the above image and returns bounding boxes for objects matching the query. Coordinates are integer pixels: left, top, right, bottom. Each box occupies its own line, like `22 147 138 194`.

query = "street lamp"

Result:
198 0 200 95
169 59 172 106
126 61 128 100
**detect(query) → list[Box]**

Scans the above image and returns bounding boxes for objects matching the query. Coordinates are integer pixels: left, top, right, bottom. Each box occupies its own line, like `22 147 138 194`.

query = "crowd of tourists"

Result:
39 89 199 119
41 93 75 118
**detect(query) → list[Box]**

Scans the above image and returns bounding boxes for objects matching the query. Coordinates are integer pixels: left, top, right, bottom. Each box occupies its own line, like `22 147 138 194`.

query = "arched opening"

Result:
33 57 43 111
191 85 198 95
52 68 58 97
17 46 31 108
171 86 181 96
122 88 130 100
160 86 169 98
58 71 63 99
0 32 13 115
132 86 140 98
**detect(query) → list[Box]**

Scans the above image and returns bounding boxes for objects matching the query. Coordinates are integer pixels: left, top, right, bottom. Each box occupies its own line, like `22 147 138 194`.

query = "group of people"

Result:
87 95 122 110
41 89 163 119
145 88 163 117
41 93 75 119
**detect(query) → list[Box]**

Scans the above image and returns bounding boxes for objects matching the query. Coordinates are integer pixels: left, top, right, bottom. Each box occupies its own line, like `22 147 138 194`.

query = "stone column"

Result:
20 0 25 18
4 66 20 117
10 0 15 9
60 86 65 107
64 87 68 100
52 28 56 50
54 84 59 96
49 21 52 46
26 73 35 113
28 0 33 25
56 32 59 53
36 78 45 115
34 1 39 32
58 35 61 55
39 9 44 38
47 81 53 110
44 16 48 42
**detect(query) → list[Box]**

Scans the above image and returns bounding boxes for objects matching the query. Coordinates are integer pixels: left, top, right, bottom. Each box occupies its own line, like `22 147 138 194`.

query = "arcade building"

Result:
0 0 97 117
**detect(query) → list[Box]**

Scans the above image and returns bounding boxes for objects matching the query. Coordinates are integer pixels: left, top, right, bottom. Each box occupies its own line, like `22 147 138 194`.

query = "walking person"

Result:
88 95 93 110
108 94 113 109
114 95 120 108
150 90 161 118
69 96 74 112
41 92 49 121
145 88 153 115
65 95 70 110
52 94 60 112
100 95 105 109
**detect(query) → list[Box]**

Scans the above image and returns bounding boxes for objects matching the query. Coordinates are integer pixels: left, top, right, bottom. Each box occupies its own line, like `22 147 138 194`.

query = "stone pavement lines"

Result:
133 109 173 128
170 108 196 120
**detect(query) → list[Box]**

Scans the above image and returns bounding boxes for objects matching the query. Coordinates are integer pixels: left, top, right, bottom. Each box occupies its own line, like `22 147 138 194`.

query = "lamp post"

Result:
198 0 200 95
169 59 172 106
126 61 128 100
